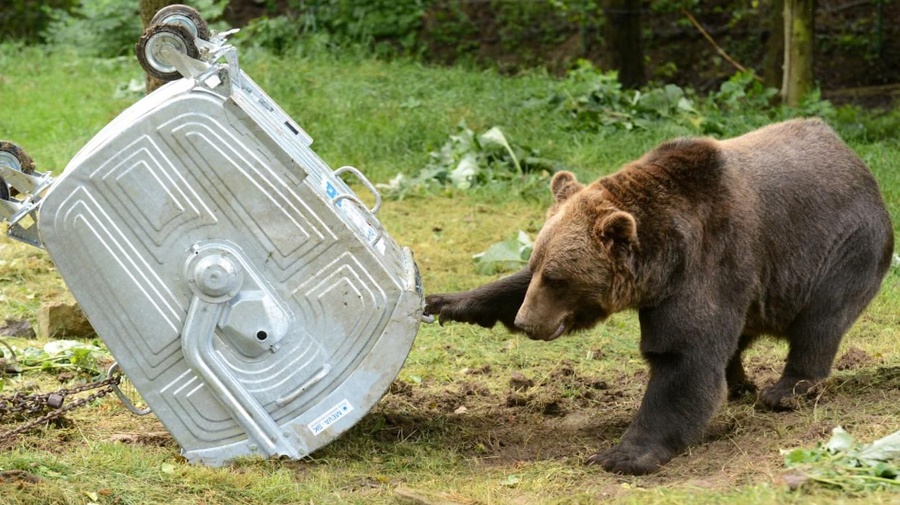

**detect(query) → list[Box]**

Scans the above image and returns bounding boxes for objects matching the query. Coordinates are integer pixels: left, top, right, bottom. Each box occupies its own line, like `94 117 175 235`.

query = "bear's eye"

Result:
541 273 567 289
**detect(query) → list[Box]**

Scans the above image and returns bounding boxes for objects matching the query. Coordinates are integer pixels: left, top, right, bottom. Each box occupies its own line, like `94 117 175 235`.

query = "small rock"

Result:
38 302 96 339
453 406 468 414
0 318 35 338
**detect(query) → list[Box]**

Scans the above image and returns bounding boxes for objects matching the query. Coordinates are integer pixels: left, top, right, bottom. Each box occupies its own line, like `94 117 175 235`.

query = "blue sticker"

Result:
325 181 341 207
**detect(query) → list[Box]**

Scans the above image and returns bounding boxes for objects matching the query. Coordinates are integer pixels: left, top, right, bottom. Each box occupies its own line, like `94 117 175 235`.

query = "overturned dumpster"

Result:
0 5 425 465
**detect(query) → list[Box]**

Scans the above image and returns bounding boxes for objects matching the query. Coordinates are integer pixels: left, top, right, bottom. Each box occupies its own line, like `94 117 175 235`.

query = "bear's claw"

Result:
585 443 670 475
424 293 499 329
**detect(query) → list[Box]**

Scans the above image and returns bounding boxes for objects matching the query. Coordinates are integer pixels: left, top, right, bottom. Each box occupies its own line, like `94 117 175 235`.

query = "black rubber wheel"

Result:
0 141 35 199
135 23 201 82
150 4 210 41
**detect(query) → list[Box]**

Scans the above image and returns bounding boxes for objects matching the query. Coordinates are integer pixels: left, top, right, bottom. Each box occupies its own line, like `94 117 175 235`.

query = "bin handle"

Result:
334 166 382 214
107 362 153 416
331 193 385 246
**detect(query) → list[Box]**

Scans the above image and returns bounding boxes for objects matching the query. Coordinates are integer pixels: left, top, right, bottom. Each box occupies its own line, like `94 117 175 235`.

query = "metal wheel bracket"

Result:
158 41 210 80
0 144 53 248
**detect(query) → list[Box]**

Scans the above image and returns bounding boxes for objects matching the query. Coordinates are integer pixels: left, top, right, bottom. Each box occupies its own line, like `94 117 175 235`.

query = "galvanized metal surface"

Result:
36 52 423 465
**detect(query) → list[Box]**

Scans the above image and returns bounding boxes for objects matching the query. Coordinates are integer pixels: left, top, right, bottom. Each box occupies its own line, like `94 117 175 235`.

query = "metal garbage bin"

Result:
0 6 424 465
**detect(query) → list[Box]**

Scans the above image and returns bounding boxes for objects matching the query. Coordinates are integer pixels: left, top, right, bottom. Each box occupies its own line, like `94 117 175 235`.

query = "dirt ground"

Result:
365 345 899 493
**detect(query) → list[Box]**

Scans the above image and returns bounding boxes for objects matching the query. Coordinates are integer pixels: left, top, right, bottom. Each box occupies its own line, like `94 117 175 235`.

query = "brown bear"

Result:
424 118 895 475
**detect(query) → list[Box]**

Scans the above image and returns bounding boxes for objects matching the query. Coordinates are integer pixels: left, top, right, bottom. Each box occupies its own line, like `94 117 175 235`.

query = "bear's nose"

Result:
514 311 533 333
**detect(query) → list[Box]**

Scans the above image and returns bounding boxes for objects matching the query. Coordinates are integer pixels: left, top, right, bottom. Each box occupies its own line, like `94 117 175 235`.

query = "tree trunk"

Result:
140 0 179 93
781 0 815 107
763 0 784 91
603 0 646 89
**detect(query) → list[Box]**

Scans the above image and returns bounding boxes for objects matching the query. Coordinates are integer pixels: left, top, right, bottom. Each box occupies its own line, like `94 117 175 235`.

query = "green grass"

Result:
0 43 898 504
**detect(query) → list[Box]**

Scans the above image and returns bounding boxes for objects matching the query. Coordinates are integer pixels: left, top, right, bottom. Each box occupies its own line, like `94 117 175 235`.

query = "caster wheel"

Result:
135 23 200 82
0 141 36 200
150 4 210 41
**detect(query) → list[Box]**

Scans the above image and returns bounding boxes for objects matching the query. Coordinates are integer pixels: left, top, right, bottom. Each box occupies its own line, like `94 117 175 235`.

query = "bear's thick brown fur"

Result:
424 118 895 475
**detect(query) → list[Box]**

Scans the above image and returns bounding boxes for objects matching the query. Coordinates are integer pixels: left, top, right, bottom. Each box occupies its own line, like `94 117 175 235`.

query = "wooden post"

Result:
781 0 815 107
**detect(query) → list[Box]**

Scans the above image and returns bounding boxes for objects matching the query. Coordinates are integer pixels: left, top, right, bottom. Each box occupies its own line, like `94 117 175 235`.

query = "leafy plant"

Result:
546 62 842 138
236 15 303 55
707 71 778 113
43 0 142 57
378 122 561 199
1 339 112 383
782 426 900 493
0 0 77 43
700 70 778 135
472 230 534 276
286 0 425 55
547 60 701 132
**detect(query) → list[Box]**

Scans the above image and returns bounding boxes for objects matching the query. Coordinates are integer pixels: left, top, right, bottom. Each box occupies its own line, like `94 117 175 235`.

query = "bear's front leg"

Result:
587 307 735 474
586 349 727 474
424 268 531 331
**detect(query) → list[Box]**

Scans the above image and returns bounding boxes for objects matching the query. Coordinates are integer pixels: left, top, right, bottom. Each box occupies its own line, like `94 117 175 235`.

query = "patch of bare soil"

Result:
368 357 900 490
835 347 876 371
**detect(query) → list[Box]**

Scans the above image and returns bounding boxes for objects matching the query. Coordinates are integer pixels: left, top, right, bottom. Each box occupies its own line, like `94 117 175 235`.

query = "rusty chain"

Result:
0 374 121 445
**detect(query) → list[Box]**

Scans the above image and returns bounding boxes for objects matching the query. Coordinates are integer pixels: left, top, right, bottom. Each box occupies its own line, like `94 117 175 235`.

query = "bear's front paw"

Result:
585 443 670 475
424 293 498 328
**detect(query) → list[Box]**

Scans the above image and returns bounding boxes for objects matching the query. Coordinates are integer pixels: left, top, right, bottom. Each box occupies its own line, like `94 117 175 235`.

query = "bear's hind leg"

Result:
760 311 848 410
761 241 887 410
760 301 861 410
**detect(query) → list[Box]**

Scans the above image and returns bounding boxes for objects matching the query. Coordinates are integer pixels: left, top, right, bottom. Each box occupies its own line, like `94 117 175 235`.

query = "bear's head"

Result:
514 171 639 341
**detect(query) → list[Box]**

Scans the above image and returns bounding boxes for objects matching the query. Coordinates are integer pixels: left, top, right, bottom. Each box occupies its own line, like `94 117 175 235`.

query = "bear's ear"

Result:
595 211 637 250
550 171 583 204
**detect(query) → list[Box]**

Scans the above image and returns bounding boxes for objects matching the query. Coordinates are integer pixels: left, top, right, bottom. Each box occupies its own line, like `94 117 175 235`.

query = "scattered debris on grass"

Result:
378 123 561 199
781 426 900 493
0 339 112 382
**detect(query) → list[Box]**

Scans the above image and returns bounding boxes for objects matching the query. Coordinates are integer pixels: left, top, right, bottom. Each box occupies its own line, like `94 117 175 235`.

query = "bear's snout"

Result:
513 311 533 334
515 308 567 341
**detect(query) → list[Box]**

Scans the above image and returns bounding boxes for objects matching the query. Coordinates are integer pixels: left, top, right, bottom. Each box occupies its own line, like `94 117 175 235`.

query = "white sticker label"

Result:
308 399 354 436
